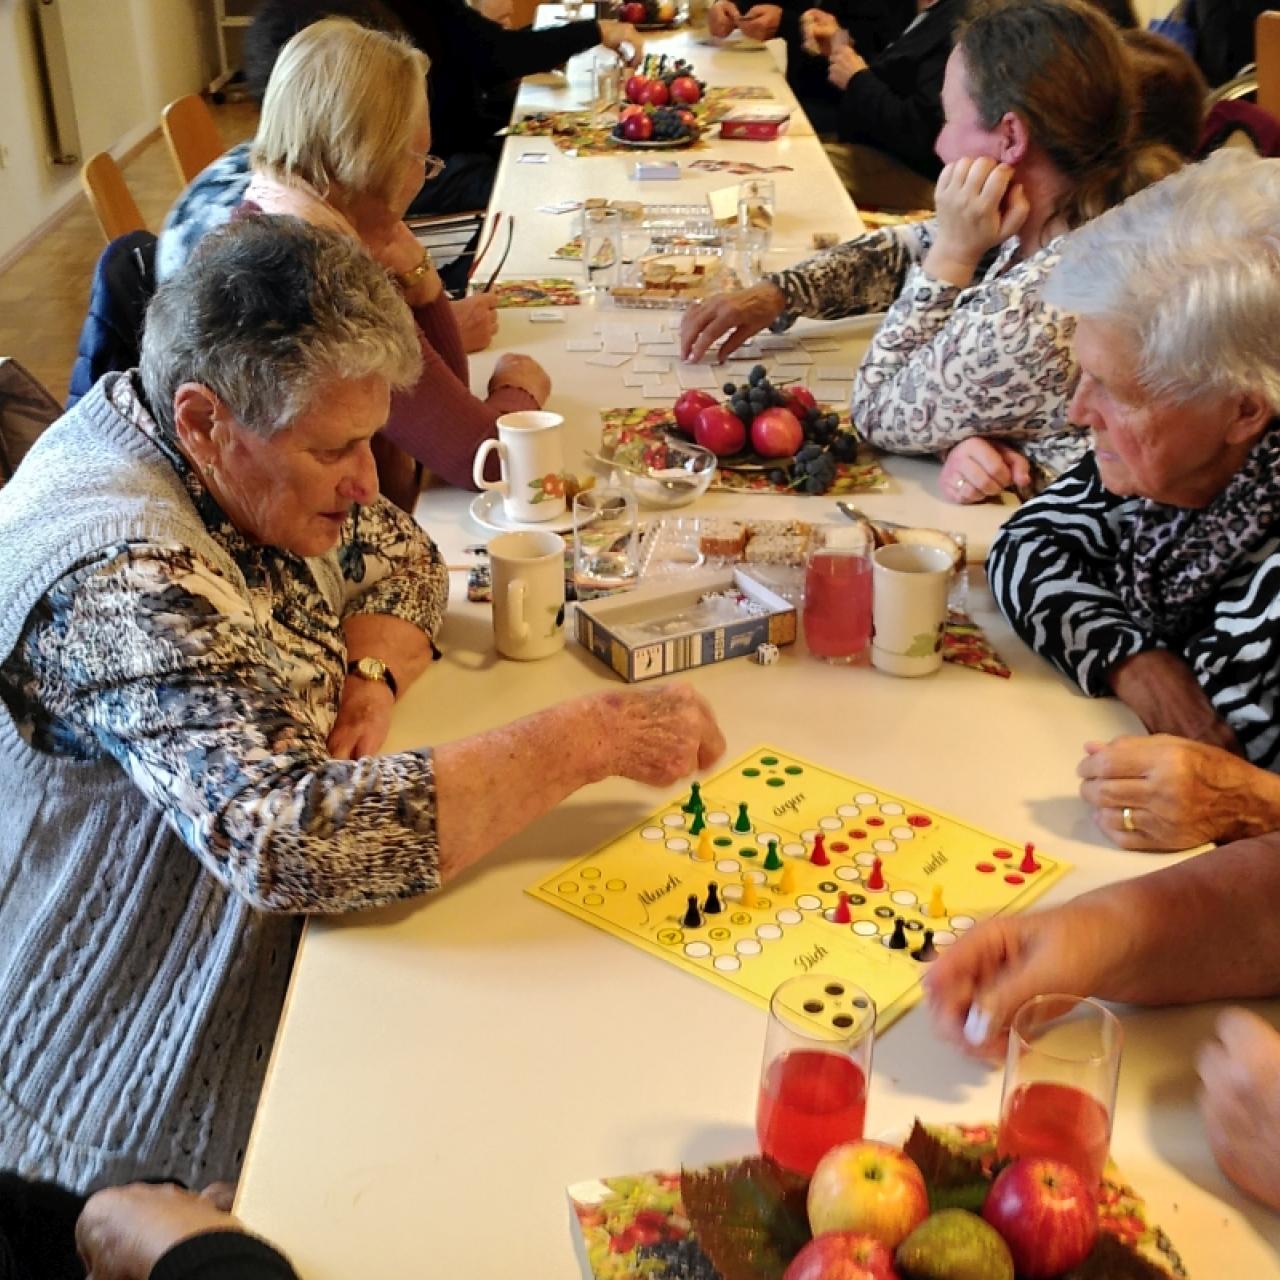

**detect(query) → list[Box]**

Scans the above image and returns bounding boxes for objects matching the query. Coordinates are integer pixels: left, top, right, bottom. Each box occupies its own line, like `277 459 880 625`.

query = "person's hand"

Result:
1197 1008 1280 1210
739 4 783 40
1077 734 1280 850
77 1183 243 1280
328 672 397 760
489 352 551 405
708 0 742 37
1108 650 1244 754
925 157 1030 286
680 283 787 363
801 8 841 54
479 0 514 26
601 683 726 786
450 293 499 353
598 20 644 66
939 437 1032 503
363 219 443 308
828 42 868 90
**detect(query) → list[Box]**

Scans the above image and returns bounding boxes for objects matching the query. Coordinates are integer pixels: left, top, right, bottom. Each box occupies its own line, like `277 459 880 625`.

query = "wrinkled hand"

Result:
1077 734 1276 850
328 675 396 760
680 283 786 363
602 683 726 787
77 1184 243 1280
1108 649 1244 753
739 4 783 40
828 42 867 90
926 157 1029 286
801 8 841 54
598 20 644 65
1197 1008 1280 1210
708 0 742 36
939 437 1032 503
489 352 551 405
924 902 1118 1059
451 293 499 353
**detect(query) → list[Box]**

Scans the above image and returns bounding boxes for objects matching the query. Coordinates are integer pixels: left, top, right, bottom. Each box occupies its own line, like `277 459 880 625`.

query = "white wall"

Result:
0 0 216 262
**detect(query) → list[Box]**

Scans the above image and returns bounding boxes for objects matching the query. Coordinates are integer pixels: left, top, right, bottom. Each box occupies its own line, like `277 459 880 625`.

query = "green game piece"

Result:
766 777 785 788
682 781 704 814
740 847 758 857
734 802 751 832
785 765 803 775
714 836 733 847
760 755 779 765
742 767 761 778
763 841 783 871
689 810 706 835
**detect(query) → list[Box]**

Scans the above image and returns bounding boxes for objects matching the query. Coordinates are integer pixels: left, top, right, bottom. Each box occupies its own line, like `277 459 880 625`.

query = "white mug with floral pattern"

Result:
473 411 567 523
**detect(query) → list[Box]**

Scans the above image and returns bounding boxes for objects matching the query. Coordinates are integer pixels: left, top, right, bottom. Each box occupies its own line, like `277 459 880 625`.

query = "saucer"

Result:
469 490 576 535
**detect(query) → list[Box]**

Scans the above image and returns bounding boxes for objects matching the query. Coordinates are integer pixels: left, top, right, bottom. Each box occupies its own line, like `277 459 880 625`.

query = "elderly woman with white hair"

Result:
988 149 1280 852
0 216 723 1192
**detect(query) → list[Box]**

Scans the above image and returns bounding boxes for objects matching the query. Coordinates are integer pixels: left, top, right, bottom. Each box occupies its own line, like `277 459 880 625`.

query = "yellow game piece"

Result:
741 875 759 908
778 861 797 895
928 884 946 918
696 829 714 861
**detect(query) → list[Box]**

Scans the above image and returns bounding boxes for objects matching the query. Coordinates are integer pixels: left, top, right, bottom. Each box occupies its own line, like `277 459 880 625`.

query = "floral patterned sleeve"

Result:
767 223 932 326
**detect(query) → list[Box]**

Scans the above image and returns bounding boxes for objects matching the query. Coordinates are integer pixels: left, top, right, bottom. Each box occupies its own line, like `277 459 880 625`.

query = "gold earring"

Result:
203 462 218 483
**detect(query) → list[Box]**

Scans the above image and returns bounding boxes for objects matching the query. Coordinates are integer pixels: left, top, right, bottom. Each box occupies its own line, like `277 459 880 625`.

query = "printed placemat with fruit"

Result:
489 278 582 308
568 1123 1187 1280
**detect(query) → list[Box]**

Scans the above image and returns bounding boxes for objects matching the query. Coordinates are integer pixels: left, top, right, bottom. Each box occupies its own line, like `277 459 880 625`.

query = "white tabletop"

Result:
233 21 1280 1280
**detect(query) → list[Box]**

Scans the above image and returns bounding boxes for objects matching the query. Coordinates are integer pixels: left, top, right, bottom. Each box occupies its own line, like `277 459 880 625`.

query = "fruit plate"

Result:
610 132 701 149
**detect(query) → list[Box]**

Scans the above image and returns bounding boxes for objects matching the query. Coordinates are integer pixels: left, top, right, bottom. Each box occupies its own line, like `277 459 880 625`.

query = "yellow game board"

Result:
528 746 1070 1030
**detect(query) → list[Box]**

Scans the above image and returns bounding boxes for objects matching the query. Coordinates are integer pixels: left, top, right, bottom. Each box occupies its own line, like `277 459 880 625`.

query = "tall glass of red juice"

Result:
757 974 876 1176
996 995 1123 1189
803 542 872 664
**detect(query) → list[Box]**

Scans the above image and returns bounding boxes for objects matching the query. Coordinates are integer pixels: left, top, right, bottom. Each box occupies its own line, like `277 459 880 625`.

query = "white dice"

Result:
755 642 780 666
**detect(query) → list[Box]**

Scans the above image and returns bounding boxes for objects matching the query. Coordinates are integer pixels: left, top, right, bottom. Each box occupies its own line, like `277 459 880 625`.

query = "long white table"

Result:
233 24 1280 1279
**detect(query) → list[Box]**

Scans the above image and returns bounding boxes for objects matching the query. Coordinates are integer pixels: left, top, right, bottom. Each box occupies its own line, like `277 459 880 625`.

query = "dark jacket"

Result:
1188 0 1269 84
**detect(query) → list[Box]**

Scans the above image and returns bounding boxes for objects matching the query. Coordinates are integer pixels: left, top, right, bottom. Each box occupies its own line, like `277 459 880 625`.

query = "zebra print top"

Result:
988 453 1280 771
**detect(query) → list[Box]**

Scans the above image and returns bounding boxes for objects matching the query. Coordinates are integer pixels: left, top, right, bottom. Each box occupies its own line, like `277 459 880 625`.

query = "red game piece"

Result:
1004 873 1025 886
833 891 852 924
810 832 830 866
866 857 885 891
1019 842 1040 873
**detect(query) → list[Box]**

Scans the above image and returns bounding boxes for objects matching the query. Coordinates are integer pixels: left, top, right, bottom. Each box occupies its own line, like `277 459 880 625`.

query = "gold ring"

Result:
1121 806 1136 833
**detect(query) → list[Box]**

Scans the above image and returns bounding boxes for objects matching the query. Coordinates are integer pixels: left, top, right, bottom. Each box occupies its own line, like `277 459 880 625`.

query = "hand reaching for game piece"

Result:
680 282 787 363
604 683 727 787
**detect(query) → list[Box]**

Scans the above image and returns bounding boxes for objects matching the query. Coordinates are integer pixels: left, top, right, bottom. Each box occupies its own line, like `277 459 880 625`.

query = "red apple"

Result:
619 103 647 121
673 389 718 433
676 108 697 129
640 78 670 107
670 74 703 104
625 73 650 103
783 385 818 416
808 1142 929 1250
750 406 804 458
622 112 654 142
784 1231 900 1280
981 1159 1098 1279
694 404 746 456
620 2 647 22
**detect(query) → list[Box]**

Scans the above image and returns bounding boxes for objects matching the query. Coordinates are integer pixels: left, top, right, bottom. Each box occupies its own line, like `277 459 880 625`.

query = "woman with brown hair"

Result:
681 0 1180 501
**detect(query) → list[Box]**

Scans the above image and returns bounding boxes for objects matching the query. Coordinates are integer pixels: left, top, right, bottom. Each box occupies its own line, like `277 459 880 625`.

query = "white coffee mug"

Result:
489 530 567 661
472 411 566 523
870 543 953 677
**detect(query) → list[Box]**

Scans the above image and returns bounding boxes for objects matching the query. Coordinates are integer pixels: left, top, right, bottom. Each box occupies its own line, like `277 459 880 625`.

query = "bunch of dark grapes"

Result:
651 107 692 141
722 364 788 423
634 1238 723 1280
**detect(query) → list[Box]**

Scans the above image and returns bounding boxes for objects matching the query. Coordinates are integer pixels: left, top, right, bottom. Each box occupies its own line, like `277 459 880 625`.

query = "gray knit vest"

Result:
0 376 295 1192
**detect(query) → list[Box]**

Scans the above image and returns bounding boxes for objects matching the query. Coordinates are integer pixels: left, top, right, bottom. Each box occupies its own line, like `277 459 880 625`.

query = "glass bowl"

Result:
629 438 717 508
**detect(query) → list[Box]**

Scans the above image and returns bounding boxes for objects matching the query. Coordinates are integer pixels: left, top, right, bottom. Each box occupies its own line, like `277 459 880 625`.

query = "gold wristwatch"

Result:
396 248 433 292
347 656 398 698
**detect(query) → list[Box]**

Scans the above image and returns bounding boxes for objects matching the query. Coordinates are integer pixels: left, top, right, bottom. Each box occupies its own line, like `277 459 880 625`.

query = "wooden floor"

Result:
0 102 257 404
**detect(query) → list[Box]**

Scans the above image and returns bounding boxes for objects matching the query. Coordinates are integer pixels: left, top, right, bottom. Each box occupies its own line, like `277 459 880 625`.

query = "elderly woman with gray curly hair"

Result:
0 215 723 1193
989 150 1280 854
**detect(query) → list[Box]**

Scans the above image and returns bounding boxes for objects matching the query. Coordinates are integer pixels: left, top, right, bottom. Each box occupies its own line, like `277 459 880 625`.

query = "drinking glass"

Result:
737 178 776 249
590 52 621 124
581 206 622 295
573 486 639 590
997 995 1123 1189
757 974 876 1176
803 531 872 665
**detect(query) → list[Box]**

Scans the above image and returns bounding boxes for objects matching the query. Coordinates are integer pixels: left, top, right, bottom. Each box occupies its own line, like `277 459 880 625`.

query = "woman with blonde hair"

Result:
682 0 1181 501
243 17 553 501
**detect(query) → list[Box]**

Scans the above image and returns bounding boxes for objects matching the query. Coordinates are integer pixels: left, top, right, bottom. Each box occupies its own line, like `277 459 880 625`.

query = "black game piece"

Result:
703 882 723 915
912 929 939 963
682 894 703 929
887 916 909 949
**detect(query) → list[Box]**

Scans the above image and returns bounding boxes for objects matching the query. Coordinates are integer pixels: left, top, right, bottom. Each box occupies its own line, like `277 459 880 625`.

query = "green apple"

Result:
808 1142 929 1250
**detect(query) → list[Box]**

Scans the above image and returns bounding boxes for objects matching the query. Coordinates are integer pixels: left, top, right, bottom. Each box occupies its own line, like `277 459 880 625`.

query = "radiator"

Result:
32 0 82 166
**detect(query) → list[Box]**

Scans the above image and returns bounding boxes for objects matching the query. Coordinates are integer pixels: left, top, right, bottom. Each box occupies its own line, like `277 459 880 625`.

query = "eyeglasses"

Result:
408 149 446 182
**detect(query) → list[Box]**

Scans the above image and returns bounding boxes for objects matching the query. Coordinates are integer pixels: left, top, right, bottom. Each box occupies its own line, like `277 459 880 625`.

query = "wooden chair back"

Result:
161 94 224 184
1258 11 1280 120
80 153 145 243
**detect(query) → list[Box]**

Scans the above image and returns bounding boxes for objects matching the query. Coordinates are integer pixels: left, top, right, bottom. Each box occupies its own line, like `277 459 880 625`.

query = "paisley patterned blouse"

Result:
0 376 450 912
769 221 1090 483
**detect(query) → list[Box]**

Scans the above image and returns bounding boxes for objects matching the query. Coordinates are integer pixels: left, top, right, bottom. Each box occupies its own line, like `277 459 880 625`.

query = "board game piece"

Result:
912 929 938 962
689 809 706 836
888 917 908 949
927 885 946 919
833 891 852 925
1020 842 1040 873
704 883 723 915
810 832 830 866
755 642 780 665
696 829 713 861
682 894 703 928
763 840 782 871
734 803 751 832
682 782 705 814
528 746 1070 1031
866 857 885 891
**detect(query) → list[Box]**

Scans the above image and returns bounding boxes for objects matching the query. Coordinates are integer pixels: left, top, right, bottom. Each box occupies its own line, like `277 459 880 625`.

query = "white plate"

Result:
468 490 576 535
